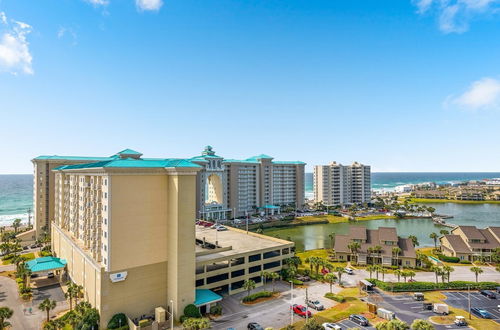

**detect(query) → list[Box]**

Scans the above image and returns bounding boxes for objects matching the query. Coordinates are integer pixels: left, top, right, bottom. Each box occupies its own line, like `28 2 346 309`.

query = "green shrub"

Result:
291 279 303 285
184 304 202 318
242 291 273 302
21 293 32 301
367 278 498 291
324 292 345 302
107 313 128 329
209 304 222 315
437 254 460 263
40 250 53 257
459 260 472 264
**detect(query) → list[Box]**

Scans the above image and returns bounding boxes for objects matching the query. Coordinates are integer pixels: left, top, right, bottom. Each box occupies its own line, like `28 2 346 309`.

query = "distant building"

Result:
313 161 371 205
440 226 500 262
333 226 416 267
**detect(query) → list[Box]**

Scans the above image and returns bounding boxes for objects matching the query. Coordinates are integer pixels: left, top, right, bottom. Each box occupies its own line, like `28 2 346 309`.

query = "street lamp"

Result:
467 284 471 320
170 299 174 329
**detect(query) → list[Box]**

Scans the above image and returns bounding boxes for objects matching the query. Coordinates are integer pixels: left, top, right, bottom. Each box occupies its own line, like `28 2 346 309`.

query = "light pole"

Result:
305 287 309 323
170 299 174 329
290 280 294 326
467 284 471 320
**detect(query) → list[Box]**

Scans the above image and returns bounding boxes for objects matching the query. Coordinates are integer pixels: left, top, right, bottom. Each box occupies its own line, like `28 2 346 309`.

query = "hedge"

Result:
242 291 273 302
460 260 472 264
107 313 128 329
367 279 498 292
184 304 202 318
290 279 303 285
324 292 345 303
437 254 460 263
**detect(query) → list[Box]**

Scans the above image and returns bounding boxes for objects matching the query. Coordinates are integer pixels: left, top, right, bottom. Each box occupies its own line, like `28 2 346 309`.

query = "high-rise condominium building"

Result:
314 161 371 205
31 149 295 327
191 146 306 219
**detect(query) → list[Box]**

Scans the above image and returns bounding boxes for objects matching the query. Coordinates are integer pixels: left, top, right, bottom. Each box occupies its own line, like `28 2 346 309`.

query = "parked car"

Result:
408 279 416 282
349 314 368 326
496 286 500 294
471 308 492 319
322 323 341 330
247 322 264 330
422 302 433 311
480 290 496 299
344 267 354 275
413 292 424 301
307 299 324 311
454 316 467 326
296 275 310 282
291 304 311 318
216 226 228 231
433 303 449 315
47 272 55 278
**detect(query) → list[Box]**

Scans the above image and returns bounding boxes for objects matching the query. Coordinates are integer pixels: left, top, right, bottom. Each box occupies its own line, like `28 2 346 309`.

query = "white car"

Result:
344 267 354 275
322 323 341 330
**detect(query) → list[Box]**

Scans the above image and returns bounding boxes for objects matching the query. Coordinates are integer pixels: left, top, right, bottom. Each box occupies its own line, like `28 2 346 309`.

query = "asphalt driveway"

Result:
443 291 500 324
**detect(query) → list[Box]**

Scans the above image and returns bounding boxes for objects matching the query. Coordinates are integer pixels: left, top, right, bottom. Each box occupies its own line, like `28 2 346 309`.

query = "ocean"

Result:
2 173 500 226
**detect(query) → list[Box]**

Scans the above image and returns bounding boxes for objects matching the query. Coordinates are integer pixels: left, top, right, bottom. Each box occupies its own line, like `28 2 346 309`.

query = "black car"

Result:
479 290 496 299
349 314 369 326
422 302 433 311
248 322 264 330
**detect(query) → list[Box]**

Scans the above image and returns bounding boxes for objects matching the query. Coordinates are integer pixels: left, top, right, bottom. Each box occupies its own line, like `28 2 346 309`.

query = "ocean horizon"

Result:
3 172 500 225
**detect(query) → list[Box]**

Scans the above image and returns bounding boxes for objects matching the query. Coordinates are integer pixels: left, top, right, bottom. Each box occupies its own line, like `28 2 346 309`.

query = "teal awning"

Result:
26 257 67 273
194 289 222 307
262 205 280 209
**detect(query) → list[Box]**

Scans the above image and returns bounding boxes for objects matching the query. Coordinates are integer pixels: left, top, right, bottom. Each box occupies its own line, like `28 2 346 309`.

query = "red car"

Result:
291 304 312 318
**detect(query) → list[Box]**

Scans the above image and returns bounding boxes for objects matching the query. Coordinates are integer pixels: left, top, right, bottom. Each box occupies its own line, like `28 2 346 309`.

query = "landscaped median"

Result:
366 279 498 292
242 290 279 304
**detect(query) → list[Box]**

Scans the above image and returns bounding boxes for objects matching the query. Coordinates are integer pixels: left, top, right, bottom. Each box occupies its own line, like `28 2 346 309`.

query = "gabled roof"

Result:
455 226 485 240
26 257 67 273
116 149 142 155
246 154 273 161
379 227 398 242
441 234 471 253
53 158 201 170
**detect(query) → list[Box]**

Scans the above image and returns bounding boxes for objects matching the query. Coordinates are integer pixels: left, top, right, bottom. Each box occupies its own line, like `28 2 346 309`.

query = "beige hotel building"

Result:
31 149 295 327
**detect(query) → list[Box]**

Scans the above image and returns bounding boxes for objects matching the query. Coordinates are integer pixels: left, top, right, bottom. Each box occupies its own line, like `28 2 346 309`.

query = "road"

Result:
213 281 338 330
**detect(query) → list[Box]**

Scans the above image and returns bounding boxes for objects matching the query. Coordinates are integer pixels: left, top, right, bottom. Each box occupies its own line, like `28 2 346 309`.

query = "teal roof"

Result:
116 149 142 155
54 158 201 170
26 257 67 273
246 154 273 161
194 289 222 307
273 161 306 165
34 155 114 161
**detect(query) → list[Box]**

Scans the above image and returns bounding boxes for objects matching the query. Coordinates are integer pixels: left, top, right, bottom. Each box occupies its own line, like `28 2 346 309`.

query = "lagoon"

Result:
263 203 500 251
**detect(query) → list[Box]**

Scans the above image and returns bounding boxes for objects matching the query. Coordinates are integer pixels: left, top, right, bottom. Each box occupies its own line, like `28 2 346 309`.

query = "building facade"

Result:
440 226 500 262
34 149 294 327
333 226 416 268
314 161 371 205
191 146 306 219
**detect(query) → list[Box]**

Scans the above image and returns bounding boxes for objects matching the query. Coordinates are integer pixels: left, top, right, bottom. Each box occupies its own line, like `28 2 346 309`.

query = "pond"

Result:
263 203 500 251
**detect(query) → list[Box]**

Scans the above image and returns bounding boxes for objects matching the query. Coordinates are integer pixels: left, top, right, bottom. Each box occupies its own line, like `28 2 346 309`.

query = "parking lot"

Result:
365 290 471 330
332 318 375 329
443 291 500 324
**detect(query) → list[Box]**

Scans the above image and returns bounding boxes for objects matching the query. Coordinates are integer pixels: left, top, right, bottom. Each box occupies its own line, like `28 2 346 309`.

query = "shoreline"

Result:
408 198 500 204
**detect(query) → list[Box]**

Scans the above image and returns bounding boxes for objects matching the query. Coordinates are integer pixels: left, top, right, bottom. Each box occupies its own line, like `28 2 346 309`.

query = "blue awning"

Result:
194 289 222 307
26 257 67 273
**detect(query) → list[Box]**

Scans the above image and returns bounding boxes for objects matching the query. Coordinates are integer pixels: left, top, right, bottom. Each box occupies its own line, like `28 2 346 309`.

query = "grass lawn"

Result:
355 215 397 221
416 247 471 267
296 215 347 224
295 250 348 272
288 287 381 329
408 198 500 204
2 252 36 265
423 291 499 330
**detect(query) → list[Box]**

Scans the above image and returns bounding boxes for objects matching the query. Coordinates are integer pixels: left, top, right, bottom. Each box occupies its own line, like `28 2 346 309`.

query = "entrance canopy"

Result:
194 289 222 307
26 257 67 273
261 205 280 210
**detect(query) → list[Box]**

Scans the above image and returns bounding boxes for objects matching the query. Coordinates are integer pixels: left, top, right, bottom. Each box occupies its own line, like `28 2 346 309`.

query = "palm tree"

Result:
439 229 449 235
429 233 438 249
72 284 83 305
442 265 454 283
407 271 416 281
375 265 383 280
65 282 81 310
348 242 361 264
496 265 500 273
0 307 13 330
411 319 434 330
430 266 440 284
470 266 483 283
394 269 402 282
367 265 376 279
408 235 419 247
334 266 344 285
16 262 32 288
65 310 80 329
324 273 337 293
12 219 21 234
401 271 409 283
243 279 256 297
380 267 388 281
11 255 26 272
39 298 57 323
260 271 270 288
328 233 335 248
392 247 402 268
268 272 279 292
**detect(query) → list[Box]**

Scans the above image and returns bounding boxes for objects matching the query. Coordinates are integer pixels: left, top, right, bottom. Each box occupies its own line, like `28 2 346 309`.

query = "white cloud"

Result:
57 27 78 46
448 77 500 110
413 0 500 33
85 0 109 6
136 0 163 11
0 12 33 75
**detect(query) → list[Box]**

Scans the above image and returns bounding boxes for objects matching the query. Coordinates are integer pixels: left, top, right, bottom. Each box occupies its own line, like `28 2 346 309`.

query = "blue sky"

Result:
2 0 500 173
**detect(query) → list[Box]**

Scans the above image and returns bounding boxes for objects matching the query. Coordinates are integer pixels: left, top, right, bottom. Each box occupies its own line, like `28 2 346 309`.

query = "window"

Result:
263 250 280 259
231 280 244 290
249 265 261 274
282 248 290 255
231 269 245 278
207 273 229 284
104 218 107 225
196 279 204 287
249 254 261 262
264 261 281 270
104 192 107 198
103 258 107 265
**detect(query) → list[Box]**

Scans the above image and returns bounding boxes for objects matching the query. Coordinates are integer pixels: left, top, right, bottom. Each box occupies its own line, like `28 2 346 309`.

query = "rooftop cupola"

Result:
202 145 216 156
114 149 143 159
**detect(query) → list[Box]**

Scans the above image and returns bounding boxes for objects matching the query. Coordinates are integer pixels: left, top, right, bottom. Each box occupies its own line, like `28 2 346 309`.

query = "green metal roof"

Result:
246 154 273 160
34 155 114 161
26 257 67 273
116 149 142 155
194 289 222 307
54 158 201 170
273 161 306 165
